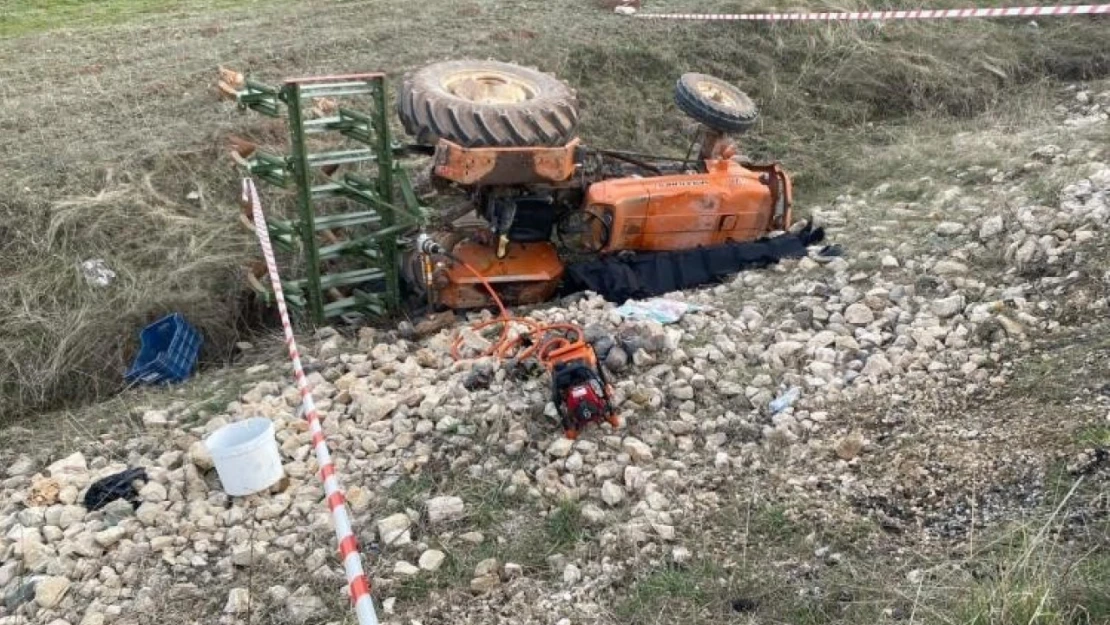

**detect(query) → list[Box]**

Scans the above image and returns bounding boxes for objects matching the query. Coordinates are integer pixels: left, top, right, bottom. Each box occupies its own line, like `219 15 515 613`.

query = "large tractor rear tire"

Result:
674 73 758 134
397 60 579 148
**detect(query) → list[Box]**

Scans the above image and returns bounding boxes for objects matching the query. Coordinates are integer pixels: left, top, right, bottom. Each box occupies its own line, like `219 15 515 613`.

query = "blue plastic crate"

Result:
125 313 202 385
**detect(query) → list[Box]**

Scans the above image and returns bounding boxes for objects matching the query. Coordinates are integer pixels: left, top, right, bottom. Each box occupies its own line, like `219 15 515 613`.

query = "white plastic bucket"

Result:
205 417 284 496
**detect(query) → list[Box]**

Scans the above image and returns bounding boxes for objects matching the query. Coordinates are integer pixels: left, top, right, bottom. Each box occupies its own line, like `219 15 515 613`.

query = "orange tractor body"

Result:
583 157 792 253
397 62 798 312
419 139 793 310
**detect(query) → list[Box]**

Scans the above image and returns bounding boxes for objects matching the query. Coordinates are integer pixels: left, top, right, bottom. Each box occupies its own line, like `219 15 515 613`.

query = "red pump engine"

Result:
546 342 619 439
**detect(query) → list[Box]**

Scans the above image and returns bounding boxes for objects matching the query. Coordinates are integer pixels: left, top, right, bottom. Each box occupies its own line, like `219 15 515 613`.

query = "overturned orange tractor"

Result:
397 60 813 311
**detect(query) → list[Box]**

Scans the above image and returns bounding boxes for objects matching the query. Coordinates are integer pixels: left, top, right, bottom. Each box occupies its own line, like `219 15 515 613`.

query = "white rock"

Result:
285 589 327 621
807 331 837 350
547 438 574 458
18 507 45 527
224 588 251 614
862 354 893 379
35 576 71 608
47 452 88 484
475 557 500 577
672 545 692 563
142 410 170 428
460 531 485 545
471 574 500 594
419 549 446 571
670 385 695 400
632 348 655 366
653 523 677 541
935 222 966 236
622 437 653 462
139 482 167 503
0 561 17 587
426 496 465 524
715 451 731 469
394 561 420 577
188 441 214 470
135 502 164 526
1014 238 1044 268
836 432 865 460
231 542 267 566
934 260 969 275
979 215 1005 240
932 295 965 319
844 303 874 325
646 491 669 511
376 513 412 546
358 395 398 421
564 452 584 473
600 481 624 506
6 455 35 477
504 562 524 578
581 503 607 525
93 527 125 548
624 466 648 491
563 563 582 584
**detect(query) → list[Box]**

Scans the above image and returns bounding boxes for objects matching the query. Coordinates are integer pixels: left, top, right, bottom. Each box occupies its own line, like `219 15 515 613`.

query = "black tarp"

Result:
562 224 826 302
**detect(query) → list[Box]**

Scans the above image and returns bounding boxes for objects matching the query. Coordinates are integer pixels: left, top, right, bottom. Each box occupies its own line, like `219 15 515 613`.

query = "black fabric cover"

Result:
83 467 147 511
562 224 825 302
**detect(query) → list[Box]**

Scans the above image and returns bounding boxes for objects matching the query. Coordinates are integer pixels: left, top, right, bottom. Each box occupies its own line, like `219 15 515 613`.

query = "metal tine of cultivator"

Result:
224 68 422 324
238 79 283 118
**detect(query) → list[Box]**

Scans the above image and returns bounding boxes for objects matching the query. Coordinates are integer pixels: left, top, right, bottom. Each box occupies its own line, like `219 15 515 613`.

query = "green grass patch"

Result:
384 473 436 512
615 560 736 624
954 560 1110 625
544 499 588 553
0 0 288 37
393 499 589 604
1076 426 1110 448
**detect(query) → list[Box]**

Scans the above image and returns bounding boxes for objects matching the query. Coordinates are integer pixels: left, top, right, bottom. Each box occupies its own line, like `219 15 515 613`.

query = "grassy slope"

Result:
0 0 273 38
0 3 1108 623
0 1 1107 412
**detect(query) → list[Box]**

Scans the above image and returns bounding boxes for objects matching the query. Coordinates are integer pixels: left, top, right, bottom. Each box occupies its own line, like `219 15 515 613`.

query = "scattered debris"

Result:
28 475 61 506
768 386 801 414
82 467 147 511
78 259 116 287
124 313 203 385
426 495 466 524
414 311 457 336
615 298 703 324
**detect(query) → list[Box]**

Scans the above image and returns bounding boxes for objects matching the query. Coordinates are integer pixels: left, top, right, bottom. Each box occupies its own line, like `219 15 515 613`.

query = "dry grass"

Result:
0 156 254 418
1 1 1107 419
603 475 1110 625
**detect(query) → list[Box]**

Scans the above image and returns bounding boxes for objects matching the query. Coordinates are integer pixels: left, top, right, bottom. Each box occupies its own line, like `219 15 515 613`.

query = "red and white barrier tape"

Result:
241 178 379 625
635 3 1110 21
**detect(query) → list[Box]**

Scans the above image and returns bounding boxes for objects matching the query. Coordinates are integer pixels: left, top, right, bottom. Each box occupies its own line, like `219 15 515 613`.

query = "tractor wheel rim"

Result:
695 80 741 109
443 70 537 104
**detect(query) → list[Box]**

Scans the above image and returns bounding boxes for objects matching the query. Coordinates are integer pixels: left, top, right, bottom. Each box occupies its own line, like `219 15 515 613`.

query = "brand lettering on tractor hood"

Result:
654 179 708 188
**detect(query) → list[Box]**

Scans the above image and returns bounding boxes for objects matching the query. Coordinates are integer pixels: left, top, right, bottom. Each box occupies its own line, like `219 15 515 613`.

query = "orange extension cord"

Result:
448 260 589 368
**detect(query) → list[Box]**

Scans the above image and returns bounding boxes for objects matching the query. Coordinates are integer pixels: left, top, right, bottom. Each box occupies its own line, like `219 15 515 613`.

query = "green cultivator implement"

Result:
221 69 423 325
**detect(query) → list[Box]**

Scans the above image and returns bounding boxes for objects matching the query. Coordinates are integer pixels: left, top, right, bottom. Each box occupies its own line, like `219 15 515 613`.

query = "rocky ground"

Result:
1 83 1108 625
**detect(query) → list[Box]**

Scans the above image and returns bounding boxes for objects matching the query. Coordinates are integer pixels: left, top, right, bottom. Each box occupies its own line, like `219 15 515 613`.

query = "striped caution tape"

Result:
635 3 1110 21
241 178 379 625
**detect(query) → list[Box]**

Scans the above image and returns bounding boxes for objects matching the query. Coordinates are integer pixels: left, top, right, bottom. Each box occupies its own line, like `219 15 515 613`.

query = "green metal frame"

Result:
230 72 423 325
